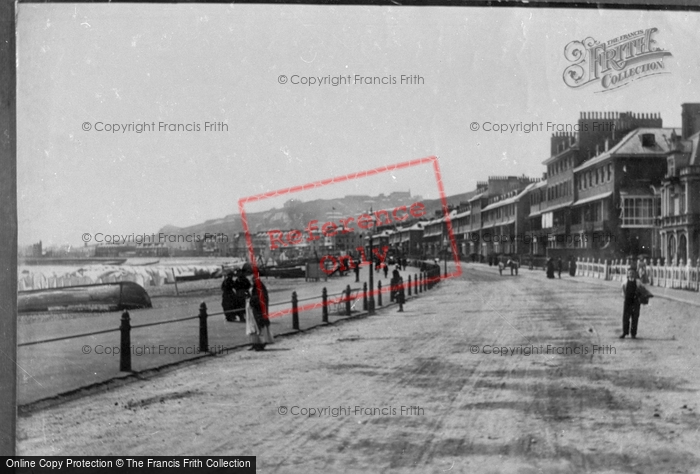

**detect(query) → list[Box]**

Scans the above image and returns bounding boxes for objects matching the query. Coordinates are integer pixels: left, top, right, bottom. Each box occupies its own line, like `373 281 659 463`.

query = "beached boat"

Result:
17 282 152 313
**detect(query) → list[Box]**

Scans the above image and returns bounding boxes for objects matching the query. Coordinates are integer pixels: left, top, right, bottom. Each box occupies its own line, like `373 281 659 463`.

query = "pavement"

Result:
17 262 700 472
466 261 700 307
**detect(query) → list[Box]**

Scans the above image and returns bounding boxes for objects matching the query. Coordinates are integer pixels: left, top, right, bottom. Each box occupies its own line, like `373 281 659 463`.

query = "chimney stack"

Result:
681 103 700 140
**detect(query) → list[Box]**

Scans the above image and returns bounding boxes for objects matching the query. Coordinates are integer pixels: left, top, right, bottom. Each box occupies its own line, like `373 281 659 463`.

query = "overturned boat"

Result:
18 281 152 313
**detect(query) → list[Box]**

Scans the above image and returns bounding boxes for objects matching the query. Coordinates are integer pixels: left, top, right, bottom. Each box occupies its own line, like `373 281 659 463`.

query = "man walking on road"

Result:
620 268 645 339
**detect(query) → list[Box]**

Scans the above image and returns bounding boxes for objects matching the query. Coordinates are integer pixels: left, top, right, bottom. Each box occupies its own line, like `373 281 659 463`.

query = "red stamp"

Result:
238 156 460 319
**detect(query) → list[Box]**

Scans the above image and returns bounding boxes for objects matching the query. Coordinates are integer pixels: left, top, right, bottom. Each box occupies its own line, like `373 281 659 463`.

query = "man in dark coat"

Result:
396 276 406 312
620 268 647 339
390 267 400 302
569 256 577 276
221 272 237 321
232 271 252 322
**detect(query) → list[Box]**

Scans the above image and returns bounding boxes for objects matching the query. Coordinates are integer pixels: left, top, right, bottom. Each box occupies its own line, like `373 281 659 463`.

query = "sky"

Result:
16 4 700 246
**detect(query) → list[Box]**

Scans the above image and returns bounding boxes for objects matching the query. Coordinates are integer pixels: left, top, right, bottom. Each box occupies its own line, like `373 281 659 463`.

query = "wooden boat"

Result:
18 282 152 313
261 265 306 278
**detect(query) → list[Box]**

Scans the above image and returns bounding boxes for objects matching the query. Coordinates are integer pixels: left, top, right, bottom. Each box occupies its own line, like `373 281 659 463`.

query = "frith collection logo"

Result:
563 28 672 93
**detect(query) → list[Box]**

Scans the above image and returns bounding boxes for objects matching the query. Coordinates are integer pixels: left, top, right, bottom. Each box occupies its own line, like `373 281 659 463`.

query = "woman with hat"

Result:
246 275 274 351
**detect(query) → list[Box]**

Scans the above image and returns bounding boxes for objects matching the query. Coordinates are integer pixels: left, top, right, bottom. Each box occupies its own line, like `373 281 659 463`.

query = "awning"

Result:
572 191 613 206
536 200 574 214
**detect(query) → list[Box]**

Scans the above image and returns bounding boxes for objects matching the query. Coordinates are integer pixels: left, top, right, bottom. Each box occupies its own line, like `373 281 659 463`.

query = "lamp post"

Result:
443 237 448 277
367 232 375 314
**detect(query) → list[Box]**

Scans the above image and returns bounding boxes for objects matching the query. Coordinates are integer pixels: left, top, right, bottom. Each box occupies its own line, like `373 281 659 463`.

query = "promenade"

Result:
17 265 421 406
17 262 700 473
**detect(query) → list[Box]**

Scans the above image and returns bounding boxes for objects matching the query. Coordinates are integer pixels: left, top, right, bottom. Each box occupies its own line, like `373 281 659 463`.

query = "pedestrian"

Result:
513 257 519 276
401 257 407 271
557 257 563 278
383 263 389 279
391 266 401 302
569 256 577 277
498 257 504 276
232 270 252 322
221 271 237 322
396 276 406 312
546 258 555 279
507 257 514 276
353 261 360 283
620 267 652 339
637 258 649 284
246 276 274 351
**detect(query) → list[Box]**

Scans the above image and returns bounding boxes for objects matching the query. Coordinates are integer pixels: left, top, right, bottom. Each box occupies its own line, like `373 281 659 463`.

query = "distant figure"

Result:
498 258 504 276
546 258 555 279
383 264 389 279
401 257 407 271
637 258 649 284
246 277 274 351
510 257 518 276
391 267 401 302
353 261 360 282
221 271 237 322
620 268 652 339
569 256 577 277
396 276 406 312
232 271 252 322
557 257 563 279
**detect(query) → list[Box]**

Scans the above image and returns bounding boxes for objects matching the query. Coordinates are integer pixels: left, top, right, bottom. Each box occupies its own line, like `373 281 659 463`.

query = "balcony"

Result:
680 165 700 177
661 213 700 227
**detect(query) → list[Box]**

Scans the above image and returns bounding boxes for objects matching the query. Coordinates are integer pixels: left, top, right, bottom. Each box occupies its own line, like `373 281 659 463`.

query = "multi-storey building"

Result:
533 111 666 260
659 103 700 263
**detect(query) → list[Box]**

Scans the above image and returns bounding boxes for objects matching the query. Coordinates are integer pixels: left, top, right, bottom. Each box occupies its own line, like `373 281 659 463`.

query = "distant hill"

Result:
158 190 477 238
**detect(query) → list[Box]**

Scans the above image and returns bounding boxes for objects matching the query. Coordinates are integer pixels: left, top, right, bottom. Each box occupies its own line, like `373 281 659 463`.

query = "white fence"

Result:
575 258 700 292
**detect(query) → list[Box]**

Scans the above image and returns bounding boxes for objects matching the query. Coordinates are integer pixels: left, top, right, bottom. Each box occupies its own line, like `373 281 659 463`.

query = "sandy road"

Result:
17 265 700 473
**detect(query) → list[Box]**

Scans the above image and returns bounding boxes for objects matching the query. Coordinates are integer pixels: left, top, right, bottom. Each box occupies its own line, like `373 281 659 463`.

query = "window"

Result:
621 197 657 227
607 164 612 181
680 184 686 214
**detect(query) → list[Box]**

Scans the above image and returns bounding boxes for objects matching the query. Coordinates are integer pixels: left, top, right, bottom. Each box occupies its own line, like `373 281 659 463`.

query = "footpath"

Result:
466 261 700 307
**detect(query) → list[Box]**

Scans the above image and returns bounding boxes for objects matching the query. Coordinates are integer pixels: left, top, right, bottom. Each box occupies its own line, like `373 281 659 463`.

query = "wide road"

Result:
17 264 700 473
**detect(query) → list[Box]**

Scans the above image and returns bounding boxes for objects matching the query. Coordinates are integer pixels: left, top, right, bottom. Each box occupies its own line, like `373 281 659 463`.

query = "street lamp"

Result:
367 231 375 314
442 237 448 277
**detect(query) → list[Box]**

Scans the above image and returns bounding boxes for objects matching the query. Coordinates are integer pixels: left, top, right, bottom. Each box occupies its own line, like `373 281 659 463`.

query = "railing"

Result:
575 257 700 292
19 267 442 378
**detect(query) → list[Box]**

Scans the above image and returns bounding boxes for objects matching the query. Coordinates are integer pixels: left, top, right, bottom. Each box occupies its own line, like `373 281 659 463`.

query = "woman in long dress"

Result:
245 277 274 351
221 272 237 322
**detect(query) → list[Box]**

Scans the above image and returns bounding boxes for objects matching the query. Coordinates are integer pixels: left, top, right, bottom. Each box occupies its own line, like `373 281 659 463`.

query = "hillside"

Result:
158 190 478 237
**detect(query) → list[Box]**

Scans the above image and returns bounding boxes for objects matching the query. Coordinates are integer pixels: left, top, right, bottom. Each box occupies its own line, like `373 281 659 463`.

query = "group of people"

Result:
221 269 274 351
545 256 577 279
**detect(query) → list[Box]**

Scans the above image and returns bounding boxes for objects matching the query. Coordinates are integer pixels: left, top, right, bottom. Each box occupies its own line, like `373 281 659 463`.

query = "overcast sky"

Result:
16 4 700 246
